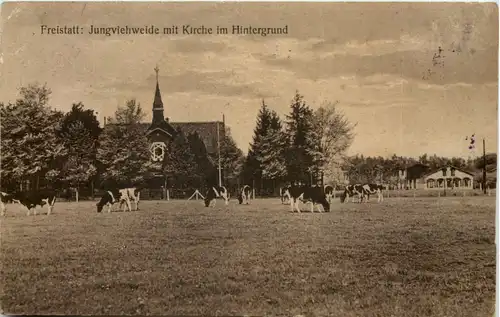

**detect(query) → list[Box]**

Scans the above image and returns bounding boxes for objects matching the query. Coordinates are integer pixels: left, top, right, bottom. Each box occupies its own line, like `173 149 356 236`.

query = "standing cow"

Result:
2 190 57 216
96 187 141 213
238 185 252 205
288 185 330 213
361 184 385 203
340 184 364 203
204 186 229 207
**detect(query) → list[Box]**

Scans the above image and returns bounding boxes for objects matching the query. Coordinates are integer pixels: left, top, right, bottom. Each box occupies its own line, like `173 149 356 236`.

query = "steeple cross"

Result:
154 65 159 81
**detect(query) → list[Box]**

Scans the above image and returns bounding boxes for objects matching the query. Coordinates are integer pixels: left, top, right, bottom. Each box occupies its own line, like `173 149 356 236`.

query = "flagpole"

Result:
483 138 487 194
217 120 222 187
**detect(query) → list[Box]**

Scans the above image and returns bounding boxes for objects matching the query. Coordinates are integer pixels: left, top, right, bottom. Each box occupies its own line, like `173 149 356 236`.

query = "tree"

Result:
244 100 274 185
187 132 216 187
260 111 287 186
284 91 315 183
96 99 153 187
217 127 245 188
163 129 199 188
58 103 102 199
0 83 67 190
307 101 355 184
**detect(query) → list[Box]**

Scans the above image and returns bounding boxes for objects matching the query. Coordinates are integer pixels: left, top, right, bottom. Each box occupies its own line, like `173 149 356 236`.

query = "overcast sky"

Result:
0 2 497 158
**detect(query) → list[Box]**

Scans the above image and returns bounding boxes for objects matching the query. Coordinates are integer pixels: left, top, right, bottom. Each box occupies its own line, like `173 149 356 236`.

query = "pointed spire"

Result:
153 65 163 109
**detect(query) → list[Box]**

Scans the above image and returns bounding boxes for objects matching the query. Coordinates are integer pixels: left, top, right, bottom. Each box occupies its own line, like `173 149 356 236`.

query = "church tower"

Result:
146 65 177 163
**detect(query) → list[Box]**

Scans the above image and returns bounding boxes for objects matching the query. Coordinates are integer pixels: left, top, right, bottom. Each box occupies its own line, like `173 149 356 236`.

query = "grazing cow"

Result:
361 184 385 203
204 186 229 207
238 185 252 205
6 190 57 216
280 186 291 204
288 185 330 213
324 185 334 203
0 191 18 216
340 184 364 203
96 187 141 213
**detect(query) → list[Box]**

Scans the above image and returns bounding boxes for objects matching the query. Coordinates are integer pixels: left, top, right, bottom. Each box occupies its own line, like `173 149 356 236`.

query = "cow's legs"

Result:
316 204 323 213
310 201 314 213
126 199 132 212
107 203 112 213
296 200 301 213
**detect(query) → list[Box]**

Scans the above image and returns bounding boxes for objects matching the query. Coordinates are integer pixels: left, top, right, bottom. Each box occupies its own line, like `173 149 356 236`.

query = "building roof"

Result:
137 120 225 154
170 121 224 154
422 165 475 178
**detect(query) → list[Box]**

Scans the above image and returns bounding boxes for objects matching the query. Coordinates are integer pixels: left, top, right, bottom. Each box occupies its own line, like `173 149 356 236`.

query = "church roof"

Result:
139 121 225 154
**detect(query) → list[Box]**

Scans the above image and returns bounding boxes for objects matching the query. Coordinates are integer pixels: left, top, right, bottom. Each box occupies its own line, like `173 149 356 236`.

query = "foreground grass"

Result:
0 196 496 316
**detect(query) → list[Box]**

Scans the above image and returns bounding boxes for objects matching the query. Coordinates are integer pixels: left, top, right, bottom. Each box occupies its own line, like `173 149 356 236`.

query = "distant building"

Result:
397 163 430 189
397 164 474 190
423 166 474 190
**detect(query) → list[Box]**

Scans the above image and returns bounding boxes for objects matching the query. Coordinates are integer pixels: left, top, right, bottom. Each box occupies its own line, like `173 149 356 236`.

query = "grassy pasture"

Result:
0 196 496 316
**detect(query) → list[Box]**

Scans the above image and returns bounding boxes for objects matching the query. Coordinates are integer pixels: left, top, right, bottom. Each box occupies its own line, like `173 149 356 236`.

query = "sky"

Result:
0 2 498 159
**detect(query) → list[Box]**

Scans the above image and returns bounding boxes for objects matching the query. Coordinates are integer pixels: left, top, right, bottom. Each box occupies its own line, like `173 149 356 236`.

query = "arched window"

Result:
150 142 167 162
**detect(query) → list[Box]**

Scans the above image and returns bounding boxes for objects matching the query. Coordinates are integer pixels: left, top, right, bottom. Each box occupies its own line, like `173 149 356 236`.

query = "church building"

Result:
141 66 226 189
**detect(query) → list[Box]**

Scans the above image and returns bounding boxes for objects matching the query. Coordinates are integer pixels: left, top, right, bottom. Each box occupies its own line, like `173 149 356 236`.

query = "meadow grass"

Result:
0 196 496 316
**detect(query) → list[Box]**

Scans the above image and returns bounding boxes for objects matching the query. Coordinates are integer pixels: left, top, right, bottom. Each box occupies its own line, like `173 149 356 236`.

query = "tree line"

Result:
1 83 496 199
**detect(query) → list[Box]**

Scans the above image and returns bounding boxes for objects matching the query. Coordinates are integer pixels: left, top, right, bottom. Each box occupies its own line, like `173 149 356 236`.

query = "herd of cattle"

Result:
0 183 386 216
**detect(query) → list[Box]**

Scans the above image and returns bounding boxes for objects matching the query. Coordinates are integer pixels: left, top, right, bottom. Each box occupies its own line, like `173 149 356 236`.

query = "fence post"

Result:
167 189 170 201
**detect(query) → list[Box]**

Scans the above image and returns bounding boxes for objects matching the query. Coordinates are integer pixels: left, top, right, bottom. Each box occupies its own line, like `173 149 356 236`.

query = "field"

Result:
0 196 496 316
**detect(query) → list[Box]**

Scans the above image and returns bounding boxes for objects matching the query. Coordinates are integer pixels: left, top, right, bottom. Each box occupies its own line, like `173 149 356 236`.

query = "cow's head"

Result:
204 197 211 207
96 202 104 213
237 194 243 204
340 193 346 203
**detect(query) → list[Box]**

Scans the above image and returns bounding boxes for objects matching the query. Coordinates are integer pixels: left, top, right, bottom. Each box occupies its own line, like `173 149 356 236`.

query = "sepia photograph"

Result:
0 2 497 316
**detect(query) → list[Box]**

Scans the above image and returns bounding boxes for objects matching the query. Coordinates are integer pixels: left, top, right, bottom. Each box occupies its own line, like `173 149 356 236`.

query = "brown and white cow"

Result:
204 186 229 207
96 187 141 213
238 185 252 205
288 185 330 213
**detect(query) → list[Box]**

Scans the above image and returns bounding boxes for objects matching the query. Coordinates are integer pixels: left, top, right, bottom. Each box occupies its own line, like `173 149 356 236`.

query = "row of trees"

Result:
0 83 244 197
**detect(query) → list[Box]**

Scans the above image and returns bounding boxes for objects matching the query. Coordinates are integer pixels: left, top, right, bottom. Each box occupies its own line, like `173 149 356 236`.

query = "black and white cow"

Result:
280 186 291 204
204 186 229 207
288 185 330 213
3 190 57 216
340 184 364 203
324 185 334 203
96 187 141 213
0 191 18 216
238 185 252 205
361 184 385 203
